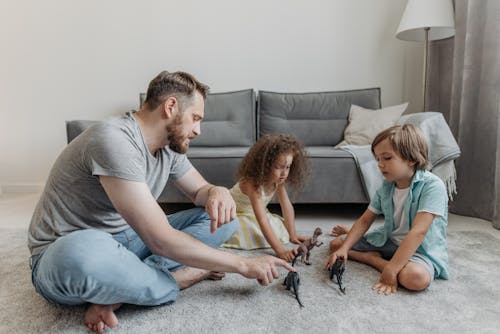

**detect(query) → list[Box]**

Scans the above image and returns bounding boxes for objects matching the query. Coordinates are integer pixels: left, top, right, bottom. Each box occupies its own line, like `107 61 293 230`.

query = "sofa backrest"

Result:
258 88 381 146
66 89 256 146
190 89 255 147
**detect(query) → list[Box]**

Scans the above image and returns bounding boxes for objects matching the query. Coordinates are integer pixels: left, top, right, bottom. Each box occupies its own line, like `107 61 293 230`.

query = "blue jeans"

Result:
31 208 238 306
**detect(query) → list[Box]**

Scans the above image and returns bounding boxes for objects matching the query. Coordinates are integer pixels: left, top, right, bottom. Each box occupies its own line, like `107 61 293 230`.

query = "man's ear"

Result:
162 97 177 119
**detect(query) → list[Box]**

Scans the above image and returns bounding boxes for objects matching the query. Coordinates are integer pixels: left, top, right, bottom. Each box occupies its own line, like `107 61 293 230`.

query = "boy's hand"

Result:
330 225 350 237
323 249 348 270
373 266 398 295
277 248 298 263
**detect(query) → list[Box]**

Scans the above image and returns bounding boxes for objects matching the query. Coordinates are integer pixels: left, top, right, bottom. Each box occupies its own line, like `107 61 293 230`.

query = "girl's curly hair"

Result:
237 134 309 193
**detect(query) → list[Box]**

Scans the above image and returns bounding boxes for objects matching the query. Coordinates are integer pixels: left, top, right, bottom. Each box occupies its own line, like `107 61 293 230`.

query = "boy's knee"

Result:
398 266 431 291
329 238 343 252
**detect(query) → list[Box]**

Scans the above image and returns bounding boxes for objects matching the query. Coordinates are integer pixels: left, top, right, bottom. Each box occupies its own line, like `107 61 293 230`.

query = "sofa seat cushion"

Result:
306 147 353 158
187 147 250 158
160 150 247 202
286 146 368 203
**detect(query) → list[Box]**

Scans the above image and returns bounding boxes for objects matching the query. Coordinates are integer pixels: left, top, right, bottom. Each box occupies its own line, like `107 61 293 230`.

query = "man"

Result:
28 71 293 333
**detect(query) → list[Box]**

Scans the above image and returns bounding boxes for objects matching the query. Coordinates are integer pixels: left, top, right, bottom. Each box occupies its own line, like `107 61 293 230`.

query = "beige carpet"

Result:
1 223 500 334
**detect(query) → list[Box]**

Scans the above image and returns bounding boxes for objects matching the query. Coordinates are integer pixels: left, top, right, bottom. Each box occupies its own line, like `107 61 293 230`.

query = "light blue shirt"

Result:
366 169 449 279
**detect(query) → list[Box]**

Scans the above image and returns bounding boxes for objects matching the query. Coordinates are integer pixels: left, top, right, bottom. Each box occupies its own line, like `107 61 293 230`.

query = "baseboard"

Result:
0 183 45 194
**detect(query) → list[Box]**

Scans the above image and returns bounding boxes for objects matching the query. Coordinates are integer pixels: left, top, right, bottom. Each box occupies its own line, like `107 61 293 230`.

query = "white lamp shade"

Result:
396 0 455 41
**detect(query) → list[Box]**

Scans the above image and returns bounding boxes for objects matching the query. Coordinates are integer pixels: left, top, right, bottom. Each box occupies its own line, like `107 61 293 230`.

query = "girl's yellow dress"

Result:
223 182 290 250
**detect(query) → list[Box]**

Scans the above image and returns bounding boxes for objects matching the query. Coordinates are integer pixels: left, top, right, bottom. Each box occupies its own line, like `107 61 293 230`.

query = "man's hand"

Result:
205 186 237 233
238 255 295 286
373 266 398 295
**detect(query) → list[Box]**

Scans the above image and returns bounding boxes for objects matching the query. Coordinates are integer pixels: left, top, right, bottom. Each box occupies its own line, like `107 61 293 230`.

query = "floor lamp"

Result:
396 0 455 112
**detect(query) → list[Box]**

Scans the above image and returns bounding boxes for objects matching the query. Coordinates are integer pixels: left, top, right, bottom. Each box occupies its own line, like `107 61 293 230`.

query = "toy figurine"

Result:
329 257 346 294
283 270 304 308
293 227 323 266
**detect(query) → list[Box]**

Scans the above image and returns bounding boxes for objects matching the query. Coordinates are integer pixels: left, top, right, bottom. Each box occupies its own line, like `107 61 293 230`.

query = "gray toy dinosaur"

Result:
283 271 304 308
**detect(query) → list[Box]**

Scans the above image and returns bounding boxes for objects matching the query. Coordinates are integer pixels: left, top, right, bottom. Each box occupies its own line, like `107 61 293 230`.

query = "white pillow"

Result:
336 103 408 147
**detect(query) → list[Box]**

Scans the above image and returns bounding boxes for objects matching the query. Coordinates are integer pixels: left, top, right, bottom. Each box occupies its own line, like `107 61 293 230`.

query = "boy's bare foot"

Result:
172 267 226 290
349 250 388 273
349 250 382 263
84 303 121 334
331 225 350 237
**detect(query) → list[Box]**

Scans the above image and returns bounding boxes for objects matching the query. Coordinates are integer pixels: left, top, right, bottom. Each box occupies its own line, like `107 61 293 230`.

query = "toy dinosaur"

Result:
283 270 304 308
293 227 323 265
329 257 346 294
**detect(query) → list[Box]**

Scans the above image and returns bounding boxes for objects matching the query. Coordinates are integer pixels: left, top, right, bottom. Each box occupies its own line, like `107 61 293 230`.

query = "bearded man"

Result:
28 71 293 333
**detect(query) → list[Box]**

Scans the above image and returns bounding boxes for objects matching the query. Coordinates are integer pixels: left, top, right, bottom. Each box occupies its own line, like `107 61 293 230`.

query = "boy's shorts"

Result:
351 237 436 281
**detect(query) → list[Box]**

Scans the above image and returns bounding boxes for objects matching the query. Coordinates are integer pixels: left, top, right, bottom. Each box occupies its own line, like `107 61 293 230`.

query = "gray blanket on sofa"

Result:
341 112 461 201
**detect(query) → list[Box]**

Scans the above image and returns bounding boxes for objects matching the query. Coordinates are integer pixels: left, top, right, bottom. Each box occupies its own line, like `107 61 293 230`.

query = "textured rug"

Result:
1 228 500 334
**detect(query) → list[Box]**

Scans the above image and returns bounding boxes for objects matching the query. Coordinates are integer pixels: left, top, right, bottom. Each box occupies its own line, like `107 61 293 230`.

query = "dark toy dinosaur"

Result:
293 227 323 266
283 270 304 308
329 257 346 294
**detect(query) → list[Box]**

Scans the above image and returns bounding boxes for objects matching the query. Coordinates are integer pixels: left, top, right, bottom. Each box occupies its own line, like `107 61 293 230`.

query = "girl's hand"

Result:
373 266 398 295
289 235 307 244
277 248 298 263
323 248 348 270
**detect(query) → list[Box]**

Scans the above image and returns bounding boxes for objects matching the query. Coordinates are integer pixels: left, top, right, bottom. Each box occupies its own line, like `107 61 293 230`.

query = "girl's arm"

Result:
276 184 306 244
242 182 297 262
324 209 377 269
374 211 434 293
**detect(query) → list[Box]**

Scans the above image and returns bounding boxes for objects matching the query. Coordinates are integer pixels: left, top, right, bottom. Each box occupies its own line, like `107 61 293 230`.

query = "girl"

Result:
223 134 309 262
325 124 449 294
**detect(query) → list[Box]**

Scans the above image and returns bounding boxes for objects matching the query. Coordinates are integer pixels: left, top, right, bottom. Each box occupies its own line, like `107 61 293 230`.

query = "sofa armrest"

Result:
396 112 460 166
66 120 99 143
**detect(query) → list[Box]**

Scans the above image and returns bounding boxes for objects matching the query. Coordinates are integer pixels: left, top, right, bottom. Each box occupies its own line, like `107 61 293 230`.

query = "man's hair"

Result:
371 124 429 170
143 71 209 111
237 134 309 193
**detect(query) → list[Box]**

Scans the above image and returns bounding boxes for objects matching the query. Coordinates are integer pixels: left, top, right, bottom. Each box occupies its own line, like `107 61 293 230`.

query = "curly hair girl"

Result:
223 134 310 262
237 134 309 193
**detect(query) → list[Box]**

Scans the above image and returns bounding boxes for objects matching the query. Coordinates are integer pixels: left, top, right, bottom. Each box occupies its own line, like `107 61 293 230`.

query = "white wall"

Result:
0 0 422 190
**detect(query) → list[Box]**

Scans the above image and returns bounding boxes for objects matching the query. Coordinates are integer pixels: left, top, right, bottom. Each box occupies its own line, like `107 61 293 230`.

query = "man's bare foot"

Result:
84 303 121 334
172 267 226 289
331 225 350 237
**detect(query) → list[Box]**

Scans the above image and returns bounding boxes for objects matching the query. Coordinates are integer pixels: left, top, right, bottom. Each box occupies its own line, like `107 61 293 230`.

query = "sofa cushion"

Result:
190 89 256 147
187 146 250 158
336 103 408 147
258 88 381 146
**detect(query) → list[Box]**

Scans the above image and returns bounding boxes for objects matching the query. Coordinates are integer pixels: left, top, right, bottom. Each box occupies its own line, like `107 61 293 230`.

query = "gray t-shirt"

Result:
28 113 192 256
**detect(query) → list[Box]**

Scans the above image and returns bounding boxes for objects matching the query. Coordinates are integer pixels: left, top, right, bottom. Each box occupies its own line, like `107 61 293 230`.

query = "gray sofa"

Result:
67 87 382 204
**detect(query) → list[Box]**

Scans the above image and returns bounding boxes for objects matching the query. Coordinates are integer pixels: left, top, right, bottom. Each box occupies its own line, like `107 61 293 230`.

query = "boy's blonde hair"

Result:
371 124 429 170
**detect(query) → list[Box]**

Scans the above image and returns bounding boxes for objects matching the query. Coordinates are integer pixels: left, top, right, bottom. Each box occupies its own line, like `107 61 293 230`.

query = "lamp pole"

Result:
423 27 430 112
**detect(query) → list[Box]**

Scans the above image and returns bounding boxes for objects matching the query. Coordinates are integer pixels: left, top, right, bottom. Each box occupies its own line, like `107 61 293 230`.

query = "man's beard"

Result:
166 113 189 154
